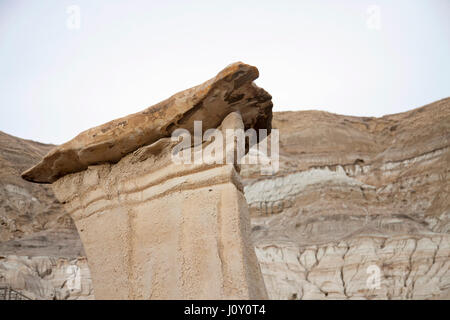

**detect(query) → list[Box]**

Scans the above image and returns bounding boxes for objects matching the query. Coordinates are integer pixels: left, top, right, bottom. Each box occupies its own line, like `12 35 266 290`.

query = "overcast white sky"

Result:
0 0 449 144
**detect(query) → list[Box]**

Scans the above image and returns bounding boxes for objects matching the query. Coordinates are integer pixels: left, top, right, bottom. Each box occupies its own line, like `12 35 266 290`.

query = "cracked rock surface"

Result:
243 97 450 299
1 93 449 299
0 255 92 300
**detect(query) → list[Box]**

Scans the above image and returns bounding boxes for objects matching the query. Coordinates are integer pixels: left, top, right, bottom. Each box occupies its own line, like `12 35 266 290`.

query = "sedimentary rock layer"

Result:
0 255 92 300
256 234 450 299
243 97 450 299
19 63 272 300
3 96 448 299
51 112 268 299
0 131 72 243
21 62 272 183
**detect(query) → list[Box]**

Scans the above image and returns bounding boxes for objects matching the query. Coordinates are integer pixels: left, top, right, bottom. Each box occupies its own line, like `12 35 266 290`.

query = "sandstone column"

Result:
22 63 271 300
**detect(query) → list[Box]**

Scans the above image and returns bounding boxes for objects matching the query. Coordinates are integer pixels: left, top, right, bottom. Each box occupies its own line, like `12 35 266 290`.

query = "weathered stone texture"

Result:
243 98 450 299
19 62 272 300
0 255 93 300
22 62 272 184
51 112 267 299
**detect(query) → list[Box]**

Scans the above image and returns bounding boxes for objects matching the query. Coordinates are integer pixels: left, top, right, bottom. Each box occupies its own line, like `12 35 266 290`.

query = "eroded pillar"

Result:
22 62 271 300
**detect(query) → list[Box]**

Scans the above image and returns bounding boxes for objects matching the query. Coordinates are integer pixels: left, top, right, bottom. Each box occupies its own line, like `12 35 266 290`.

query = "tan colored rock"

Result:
21 62 272 184
0 255 93 300
0 131 70 243
255 234 450 300
19 63 271 299
243 97 450 299
51 112 267 299
6 71 449 300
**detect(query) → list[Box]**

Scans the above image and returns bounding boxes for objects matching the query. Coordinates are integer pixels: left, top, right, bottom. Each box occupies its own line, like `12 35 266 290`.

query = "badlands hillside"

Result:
0 97 449 299
0 131 89 299
244 97 450 299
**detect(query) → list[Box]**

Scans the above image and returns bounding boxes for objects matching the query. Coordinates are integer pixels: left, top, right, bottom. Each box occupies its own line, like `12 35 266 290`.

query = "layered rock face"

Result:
0 131 75 244
1 64 448 299
21 62 270 299
243 98 450 299
0 131 89 300
51 116 267 299
0 255 92 300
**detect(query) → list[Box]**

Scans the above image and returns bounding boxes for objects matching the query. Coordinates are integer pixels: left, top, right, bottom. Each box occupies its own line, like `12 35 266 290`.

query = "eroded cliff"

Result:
243 97 450 299
1 98 449 299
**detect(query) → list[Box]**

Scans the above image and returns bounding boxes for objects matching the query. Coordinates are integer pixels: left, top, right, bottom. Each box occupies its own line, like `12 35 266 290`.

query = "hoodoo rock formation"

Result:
5 65 448 300
21 62 271 299
21 62 272 184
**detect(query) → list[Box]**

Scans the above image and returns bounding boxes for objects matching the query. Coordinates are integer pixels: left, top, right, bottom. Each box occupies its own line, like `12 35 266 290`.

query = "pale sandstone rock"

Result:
19 63 272 299
0 131 68 243
243 98 450 299
21 62 272 184
255 235 450 300
0 255 93 300
4 78 449 300
51 112 268 299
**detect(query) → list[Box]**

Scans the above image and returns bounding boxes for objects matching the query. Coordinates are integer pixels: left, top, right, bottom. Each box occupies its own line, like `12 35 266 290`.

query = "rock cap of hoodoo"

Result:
22 62 273 183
